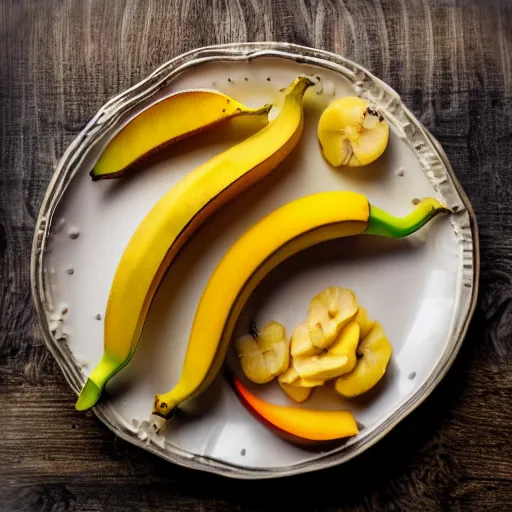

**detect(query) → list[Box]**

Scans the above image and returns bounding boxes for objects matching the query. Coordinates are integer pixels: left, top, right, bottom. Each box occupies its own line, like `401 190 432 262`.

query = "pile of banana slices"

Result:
236 287 392 404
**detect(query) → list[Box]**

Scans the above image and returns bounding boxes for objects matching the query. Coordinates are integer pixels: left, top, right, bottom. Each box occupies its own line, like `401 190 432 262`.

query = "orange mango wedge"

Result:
233 377 358 442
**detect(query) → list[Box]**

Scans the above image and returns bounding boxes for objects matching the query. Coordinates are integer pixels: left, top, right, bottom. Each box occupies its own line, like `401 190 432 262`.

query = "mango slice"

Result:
235 321 289 384
293 321 360 381
318 96 389 168
234 377 358 441
335 321 392 397
308 287 358 349
91 90 272 180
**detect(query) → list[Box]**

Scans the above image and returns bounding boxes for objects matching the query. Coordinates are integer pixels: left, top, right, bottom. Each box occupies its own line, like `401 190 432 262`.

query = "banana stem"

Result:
287 76 315 95
75 354 121 410
365 198 451 238
247 103 273 116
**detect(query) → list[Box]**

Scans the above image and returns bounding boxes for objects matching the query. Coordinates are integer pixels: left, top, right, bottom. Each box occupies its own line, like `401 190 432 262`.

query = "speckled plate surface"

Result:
31 43 478 479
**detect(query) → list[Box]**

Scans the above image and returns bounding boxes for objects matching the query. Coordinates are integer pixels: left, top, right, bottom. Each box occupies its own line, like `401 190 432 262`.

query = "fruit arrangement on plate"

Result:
75 75 449 444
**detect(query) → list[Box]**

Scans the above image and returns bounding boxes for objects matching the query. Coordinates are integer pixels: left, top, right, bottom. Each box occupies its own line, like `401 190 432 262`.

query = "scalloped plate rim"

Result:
30 42 479 479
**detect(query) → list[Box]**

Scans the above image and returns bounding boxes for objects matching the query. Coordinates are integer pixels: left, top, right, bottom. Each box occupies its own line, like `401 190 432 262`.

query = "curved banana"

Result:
75 76 313 411
91 90 272 180
154 191 449 418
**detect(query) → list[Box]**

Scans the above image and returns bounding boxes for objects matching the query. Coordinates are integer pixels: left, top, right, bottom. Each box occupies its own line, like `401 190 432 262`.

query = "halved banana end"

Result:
318 96 389 168
75 354 121 411
307 287 358 349
334 321 392 398
75 378 103 411
235 321 289 384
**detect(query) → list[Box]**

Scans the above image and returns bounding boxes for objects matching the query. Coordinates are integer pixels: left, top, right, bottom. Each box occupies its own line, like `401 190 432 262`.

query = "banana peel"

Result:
91 90 272 180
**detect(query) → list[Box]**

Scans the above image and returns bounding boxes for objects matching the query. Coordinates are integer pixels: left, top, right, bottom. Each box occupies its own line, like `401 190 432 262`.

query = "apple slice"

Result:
354 304 375 338
290 322 321 358
235 321 289 384
317 96 389 168
293 321 360 381
335 321 392 397
308 287 358 349
278 367 324 387
278 382 312 403
296 301 373 357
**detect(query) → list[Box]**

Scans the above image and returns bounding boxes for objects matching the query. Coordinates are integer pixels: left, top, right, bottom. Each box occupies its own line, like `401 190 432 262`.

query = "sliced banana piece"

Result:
308 287 358 349
293 321 360 381
318 96 389 168
335 321 392 397
235 321 289 384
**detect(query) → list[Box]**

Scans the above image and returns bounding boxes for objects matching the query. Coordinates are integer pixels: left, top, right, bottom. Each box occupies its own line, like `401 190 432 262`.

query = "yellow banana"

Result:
75 76 313 411
91 90 272 180
153 191 449 418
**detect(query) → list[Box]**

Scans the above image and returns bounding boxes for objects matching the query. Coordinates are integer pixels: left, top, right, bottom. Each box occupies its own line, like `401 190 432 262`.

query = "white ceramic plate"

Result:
31 43 478 479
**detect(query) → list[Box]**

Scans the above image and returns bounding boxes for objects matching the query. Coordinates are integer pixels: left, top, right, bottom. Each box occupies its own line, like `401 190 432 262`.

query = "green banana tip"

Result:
75 378 103 411
366 197 452 239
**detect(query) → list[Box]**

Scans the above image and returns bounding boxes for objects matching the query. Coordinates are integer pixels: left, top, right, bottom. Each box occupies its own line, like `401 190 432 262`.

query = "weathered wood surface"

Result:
1 0 511 510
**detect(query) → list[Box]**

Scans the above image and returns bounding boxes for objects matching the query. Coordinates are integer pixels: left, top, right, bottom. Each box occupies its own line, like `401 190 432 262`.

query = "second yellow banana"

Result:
153 192 448 418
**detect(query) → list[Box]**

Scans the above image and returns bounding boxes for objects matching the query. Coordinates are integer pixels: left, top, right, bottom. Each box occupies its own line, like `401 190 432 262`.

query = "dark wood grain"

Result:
1 0 511 510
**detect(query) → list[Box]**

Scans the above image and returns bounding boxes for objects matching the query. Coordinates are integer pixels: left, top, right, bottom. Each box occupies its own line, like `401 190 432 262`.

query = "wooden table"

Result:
1 1 511 510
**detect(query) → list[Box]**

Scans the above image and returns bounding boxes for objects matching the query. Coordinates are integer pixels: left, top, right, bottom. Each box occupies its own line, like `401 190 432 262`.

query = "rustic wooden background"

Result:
1 0 511 510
